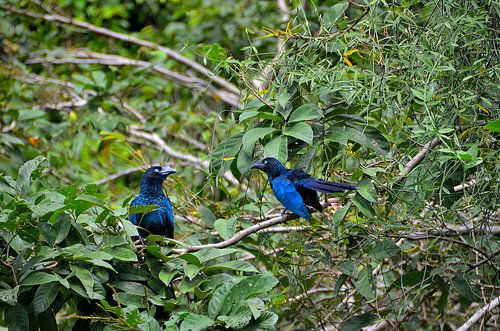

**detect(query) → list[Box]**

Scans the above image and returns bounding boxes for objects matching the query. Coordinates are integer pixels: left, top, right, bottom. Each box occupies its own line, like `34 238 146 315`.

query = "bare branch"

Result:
456 296 500 331
93 166 148 185
287 287 333 304
27 49 240 107
454 179 478 192
172 199 343 254
3 4 240 95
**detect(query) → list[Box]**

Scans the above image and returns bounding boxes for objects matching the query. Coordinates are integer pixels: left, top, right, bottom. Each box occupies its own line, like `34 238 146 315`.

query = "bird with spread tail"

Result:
129 165 176 239
251 157 357 219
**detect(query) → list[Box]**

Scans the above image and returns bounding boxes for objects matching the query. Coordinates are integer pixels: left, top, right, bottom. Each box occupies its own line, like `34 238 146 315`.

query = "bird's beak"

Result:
251 160 265 170
160 166 176 175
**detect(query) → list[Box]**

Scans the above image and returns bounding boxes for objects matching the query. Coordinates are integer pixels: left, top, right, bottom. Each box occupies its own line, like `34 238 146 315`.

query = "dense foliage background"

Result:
0 0 498 330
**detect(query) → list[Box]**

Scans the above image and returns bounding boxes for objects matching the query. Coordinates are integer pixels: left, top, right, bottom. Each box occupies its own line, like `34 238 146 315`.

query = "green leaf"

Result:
71 265 102 299
354 266 375 300
0 285 19 306
263 135 288 163
484 119 500 132
198 206 216 227
214 219 237 240
159 268 178 287
33 283 59 314
253 311 278 330
288 104 322 123
340 313 378 331
102 247 137 262
208 282 236 318
324 2 348 26
392 271 428 288
369 239 400 260
92 70 107 89
351 194 375 219
5 305 29 331
205 260 258 273
72 73 94 86
184 264 200 280
451 276 481 302
242 127 277 153
17 156 45 195
283 122 313 145
193 247 241 264
180 313 215 331
21 272 58 286
203 43 227 65
210 132 244 180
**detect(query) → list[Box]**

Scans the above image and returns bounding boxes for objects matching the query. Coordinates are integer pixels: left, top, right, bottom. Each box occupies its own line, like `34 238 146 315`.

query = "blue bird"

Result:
129 166 176 239
251 157 357 219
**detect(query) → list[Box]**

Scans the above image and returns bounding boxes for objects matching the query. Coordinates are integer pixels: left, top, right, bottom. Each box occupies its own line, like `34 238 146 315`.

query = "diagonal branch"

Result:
456 296 500 331
26 49 240 107
127 126 241 187
2 4 240 95
172 198 342 254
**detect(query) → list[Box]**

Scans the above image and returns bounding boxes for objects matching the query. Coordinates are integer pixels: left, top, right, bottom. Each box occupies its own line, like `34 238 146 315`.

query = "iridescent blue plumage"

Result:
251 157 357 219
129 166 176 239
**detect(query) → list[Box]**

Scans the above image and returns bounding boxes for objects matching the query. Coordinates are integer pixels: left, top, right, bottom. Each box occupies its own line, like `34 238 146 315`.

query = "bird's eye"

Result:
154 168 160 173
263 160 268 165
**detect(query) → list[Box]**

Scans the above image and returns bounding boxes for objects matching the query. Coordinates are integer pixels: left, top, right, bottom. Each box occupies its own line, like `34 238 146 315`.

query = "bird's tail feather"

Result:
304 179 358 193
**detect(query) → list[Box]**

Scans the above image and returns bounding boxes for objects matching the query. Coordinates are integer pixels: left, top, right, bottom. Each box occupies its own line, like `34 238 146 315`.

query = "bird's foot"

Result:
133 236 146 251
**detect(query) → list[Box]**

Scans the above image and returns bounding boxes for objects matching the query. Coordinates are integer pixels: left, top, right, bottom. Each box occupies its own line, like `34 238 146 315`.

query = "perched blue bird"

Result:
251 157 357 219
129 166 176 239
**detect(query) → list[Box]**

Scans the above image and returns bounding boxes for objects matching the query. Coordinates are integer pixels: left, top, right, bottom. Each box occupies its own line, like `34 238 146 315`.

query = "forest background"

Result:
0 0 498 330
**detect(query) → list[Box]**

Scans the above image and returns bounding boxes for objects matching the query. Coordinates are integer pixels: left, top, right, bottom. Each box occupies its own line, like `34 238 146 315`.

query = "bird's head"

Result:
140 165 176 193
251 157 287 179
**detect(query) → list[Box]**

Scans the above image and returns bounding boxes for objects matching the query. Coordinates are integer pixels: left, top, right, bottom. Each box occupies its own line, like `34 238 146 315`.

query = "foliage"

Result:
0 0 499 330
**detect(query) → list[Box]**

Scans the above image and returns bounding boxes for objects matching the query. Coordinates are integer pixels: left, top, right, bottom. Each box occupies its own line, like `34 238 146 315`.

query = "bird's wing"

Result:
158 200 175 239
272 175 311 219
286 170 322 211
290 169 357 193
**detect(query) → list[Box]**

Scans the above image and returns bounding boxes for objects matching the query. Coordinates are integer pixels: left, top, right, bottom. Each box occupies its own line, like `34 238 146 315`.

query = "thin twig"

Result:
127 126 241 187
456 296 500 331
93 166 149 185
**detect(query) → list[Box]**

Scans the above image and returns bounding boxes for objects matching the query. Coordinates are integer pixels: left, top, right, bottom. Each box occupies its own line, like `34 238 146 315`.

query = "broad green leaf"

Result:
205 260 258 273
451 276 481 302
102 247 137 262
198 206 216 227
180 313 215 331
324 2 348 26
184 264 200 280
392 271 428 288
354 266 375 300
0 285 19 306
33 283 59 314
159 268 178 287
17 156 45 195
288 104 322 123
219 305 253 329
210 132 244 181
351 194 375 219
203 43 227 65
71 265 97 299
484 119 500 132
92 70 107 89
283 122 313 145
239 110 283 123
253 311 278 329
193 247 241 263
208 282 236 318
5 305 29 331
21 272 58 286
369 239 400 260
242 127 277 153
263 135 288 163
214 219 237 240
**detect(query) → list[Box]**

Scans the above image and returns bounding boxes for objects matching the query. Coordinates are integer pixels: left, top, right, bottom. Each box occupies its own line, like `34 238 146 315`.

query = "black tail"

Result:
303 179 358 194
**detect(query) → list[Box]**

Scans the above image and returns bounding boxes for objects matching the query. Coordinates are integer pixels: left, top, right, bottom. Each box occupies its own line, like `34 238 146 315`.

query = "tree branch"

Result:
3 4 240 95
127 126 241 187
26 49 240 107
456 296 500 331
172 199 342 254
